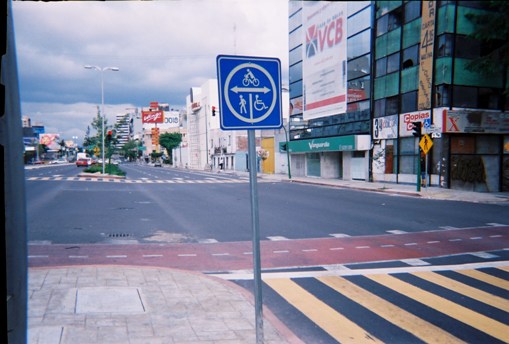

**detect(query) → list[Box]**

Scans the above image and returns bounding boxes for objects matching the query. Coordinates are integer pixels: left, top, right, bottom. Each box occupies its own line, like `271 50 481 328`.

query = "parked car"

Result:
76 158 92 167
50 158 67 164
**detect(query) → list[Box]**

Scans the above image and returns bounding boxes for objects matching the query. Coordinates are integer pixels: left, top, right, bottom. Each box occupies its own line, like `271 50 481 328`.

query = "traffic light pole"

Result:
416 145 421 192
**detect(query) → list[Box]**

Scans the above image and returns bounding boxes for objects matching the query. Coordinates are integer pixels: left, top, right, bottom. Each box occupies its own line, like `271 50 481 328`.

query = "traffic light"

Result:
212 106 216 116
411 122 422 137
106 130 113 143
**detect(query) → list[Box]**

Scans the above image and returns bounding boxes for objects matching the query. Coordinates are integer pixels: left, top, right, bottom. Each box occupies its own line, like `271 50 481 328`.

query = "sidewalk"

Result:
28 266 295 344
251 172 509 204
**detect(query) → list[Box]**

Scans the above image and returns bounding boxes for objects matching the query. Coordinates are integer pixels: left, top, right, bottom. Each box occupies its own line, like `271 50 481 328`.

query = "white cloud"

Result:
12 0 289 140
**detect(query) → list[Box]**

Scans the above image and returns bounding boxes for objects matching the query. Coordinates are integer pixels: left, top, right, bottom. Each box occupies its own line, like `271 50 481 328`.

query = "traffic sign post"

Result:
217 55 283 344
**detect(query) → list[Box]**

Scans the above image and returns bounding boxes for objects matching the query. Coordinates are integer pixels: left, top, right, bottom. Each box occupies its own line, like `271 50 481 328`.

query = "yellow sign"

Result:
93 147 100 156
419 134 433 155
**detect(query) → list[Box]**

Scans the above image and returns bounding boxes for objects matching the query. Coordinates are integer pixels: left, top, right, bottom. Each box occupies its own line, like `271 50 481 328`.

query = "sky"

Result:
12 0 289 141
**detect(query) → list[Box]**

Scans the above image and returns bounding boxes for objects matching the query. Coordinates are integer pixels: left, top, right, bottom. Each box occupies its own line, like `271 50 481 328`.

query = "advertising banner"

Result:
142 110 164 124
39 133 61 150
418 1 436 110
373 115 398 139
142 110 180 130
302 2 347 120
443 109 509 134
400 110 431 137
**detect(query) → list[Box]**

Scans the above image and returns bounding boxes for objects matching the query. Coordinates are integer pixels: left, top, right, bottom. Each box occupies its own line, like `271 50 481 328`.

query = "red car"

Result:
76 158 92 167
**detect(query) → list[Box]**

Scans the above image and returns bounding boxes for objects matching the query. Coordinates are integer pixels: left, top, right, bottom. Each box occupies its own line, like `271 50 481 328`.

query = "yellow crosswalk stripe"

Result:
366 274 509 343
318 276 463 344
264 278 382 343
456 269 509 290
412 271 509 312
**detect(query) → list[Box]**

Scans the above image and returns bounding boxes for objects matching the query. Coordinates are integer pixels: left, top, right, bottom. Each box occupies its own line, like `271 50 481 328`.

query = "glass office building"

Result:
288 1 373 180
289 1 508 192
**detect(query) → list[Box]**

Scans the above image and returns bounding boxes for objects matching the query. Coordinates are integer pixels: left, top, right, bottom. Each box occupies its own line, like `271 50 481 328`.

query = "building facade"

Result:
289 0 508 192
288 1 373 180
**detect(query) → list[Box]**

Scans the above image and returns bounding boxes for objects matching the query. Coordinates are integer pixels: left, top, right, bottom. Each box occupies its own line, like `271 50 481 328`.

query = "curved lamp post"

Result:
84 65 119 174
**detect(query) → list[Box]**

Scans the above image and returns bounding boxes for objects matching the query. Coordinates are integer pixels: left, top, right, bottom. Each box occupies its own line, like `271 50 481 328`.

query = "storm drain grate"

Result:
107 233 132 238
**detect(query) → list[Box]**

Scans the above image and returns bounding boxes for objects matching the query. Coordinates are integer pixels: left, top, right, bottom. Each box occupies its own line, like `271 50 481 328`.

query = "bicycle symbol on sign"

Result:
242 69 260 87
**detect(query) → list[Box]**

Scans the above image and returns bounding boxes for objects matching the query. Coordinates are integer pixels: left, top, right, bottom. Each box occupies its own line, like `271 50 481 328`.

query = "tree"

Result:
119 139 139 161
159 132 182 164
465 1 509 92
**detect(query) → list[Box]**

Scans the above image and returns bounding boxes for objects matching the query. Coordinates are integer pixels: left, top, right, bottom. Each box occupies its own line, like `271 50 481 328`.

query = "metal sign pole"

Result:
248 130 264 344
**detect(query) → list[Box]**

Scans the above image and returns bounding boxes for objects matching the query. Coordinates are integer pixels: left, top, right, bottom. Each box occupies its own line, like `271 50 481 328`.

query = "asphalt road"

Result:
25 163 509 245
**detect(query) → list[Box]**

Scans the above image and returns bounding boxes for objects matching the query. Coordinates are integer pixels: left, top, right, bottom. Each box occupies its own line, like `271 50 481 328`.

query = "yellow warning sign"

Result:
419 134 433 155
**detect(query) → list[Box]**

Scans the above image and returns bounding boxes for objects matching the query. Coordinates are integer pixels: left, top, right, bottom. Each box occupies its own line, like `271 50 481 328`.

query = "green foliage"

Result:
465 1 509 91
158 132 182 164
84 163 126 176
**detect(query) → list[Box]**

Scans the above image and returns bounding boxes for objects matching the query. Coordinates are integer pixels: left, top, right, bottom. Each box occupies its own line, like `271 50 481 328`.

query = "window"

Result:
478 88 499 110
388 8 403 31
289 61 302 84
401 91 417 113
376 57 387 77
437 34 453 57
386 96 399 115
402 44 419 69
456 36 480 59
289 46 302 66
435 85 450 107
377 15 388 37
453 86 477 108
347 29 371 60
387 53 400 74
404 1 420 23
348 55 370 80
374 98 386 117
348 7 371 37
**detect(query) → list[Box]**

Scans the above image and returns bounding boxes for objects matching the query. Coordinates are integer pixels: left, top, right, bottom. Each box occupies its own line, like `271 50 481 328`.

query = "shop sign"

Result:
288 135 355 153
400 110 431 137
142 110 164 123
373 115 397 139
443 109 509 134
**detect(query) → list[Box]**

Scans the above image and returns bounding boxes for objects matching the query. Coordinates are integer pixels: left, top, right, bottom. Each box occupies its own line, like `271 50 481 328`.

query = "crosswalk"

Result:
26 176 252 184
257 265 509 343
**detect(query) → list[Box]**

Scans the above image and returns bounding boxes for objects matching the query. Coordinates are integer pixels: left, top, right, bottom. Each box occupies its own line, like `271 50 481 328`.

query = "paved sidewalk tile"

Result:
28 266 290 344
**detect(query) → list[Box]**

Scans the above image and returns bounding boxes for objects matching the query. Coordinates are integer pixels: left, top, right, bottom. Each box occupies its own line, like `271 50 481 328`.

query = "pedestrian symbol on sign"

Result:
419 134 433 155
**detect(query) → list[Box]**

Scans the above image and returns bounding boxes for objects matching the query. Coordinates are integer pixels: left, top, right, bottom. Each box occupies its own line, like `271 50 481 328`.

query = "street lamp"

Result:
84 65 120 174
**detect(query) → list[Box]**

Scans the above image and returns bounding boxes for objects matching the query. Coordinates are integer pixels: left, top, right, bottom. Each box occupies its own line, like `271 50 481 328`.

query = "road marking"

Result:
142 254 163 258
329 233 351 238
69 255 88 259
319 276 462 344
401 258 429 266
470 252 498 259
404 242 418 246
448 238 462 242
486 223 507 227
302 249 318 252
264 278 382 343
490 235 503 238
211 253 230 256
355 246 370 249
412 270 509 312
273 250 290 254
456 270 509 290
28 255 49 259
440 226 459 230
386 230 407 234
367 274 509 343
329 247 344 251
469 237 483 240
199 238 219 244
267 236 290 241
380 244 395 248
106 255 127 259
177 254 197 257
427 240 440 244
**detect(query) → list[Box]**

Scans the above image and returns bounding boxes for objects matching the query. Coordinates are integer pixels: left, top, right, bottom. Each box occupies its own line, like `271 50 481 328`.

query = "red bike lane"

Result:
28 225 509 271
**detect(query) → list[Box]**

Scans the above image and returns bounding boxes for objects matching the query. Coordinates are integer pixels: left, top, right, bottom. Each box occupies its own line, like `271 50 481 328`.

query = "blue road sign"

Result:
217 55 283 130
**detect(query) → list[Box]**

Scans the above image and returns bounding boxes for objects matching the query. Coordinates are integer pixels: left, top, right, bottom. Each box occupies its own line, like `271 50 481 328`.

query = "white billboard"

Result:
302 2 347 121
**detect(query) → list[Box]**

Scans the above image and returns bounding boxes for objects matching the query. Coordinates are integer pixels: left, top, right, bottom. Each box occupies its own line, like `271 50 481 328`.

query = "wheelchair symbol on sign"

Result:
224 63 277 124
